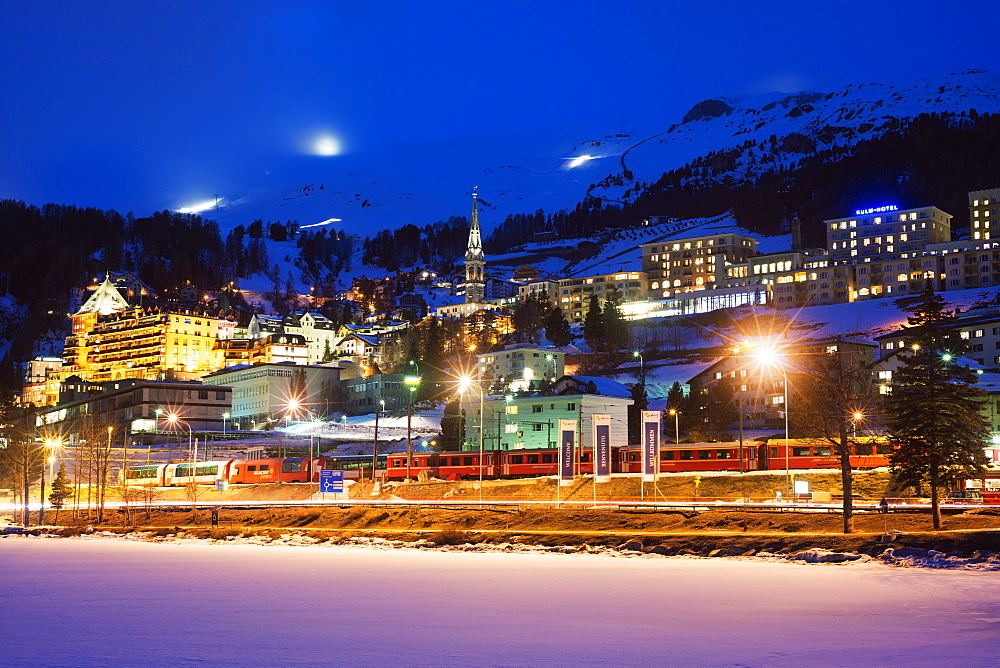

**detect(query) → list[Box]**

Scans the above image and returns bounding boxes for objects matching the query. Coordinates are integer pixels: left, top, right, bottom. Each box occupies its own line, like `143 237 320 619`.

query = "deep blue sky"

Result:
2 1 997 217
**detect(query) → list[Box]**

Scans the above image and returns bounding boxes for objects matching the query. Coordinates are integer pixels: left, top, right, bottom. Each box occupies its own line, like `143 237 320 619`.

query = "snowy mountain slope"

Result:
203 71 1000 239
587 70 1000 206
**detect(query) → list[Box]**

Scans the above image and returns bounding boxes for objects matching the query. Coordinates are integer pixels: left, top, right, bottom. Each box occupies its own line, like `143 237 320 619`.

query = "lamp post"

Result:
222 412 230 437
632 350 645 385
459 375 486 507
851 411 864 438
165 414 193 474
668 408 679 445
404 364 421 482
747 342 791 493
545 354 556 381
371 398 385 483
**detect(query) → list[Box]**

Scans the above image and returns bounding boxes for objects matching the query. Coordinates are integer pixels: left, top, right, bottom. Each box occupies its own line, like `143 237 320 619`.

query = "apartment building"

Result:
556 271 647 322
476 343 565 385
640 233 757 301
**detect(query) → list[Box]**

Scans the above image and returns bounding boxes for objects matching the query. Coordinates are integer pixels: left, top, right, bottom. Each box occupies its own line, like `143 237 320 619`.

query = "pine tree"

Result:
582 295 604 353
884 285 990 529
544 304 573 347
602 289 631 352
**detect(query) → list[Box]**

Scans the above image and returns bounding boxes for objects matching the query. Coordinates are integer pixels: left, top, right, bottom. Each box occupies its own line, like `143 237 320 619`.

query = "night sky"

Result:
2 1 997 221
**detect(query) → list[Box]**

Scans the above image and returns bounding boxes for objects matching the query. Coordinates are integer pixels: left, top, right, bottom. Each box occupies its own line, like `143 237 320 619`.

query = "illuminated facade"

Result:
825 205 952 264
557 271 648 322
969 188 1000 246
640 233 757 300
476 344 565 384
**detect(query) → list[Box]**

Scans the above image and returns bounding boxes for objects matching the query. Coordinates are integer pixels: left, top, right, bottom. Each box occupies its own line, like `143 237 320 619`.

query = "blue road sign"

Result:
320 469 344 494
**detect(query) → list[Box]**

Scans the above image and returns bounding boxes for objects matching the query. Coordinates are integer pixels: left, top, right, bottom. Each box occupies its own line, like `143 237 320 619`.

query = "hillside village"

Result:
13 184 1000 474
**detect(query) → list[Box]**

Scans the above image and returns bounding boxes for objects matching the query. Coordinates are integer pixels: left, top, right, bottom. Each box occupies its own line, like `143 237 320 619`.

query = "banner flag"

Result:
559 419 577 486
641 410 661 482
593 414 611 483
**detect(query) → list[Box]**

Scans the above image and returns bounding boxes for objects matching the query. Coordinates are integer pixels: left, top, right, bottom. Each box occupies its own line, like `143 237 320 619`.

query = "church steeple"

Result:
465 187 486 303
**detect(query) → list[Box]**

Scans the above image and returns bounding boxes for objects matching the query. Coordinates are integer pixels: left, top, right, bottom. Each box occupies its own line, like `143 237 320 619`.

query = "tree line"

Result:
485 111 1000 253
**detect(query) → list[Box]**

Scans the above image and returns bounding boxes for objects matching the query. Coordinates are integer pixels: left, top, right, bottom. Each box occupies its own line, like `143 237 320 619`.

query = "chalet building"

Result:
213 333 309 368
248 310 341 364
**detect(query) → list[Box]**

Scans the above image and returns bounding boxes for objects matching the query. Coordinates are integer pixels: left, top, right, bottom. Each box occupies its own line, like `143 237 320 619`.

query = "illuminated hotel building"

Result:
557 271 648 322
969 188 1000 247
825 204 952 264
640 233 756 300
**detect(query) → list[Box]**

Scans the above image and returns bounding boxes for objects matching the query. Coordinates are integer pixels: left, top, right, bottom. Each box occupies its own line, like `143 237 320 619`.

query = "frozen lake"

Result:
3 537 998 667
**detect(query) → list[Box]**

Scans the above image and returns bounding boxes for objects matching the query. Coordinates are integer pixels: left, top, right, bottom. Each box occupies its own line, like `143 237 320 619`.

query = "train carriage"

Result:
119 464 169 487
385 451 498 480
164 460 235 487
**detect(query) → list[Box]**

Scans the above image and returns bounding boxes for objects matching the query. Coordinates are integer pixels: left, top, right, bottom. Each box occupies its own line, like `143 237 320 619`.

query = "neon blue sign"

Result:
855 205 898 216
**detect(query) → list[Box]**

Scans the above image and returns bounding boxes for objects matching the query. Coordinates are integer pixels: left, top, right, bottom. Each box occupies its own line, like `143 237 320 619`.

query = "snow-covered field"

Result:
4 537 999 667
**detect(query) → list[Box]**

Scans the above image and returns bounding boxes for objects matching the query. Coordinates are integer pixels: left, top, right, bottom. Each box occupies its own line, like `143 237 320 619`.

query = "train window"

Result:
876 441 893 455
792 447 811 457
854 442 873 455
463 457 473 465
769 448 778 458
260 465 269 471
814 447 831 456
248 465 256 471
451 457 461 466
716 450 732 459
283 461 302 473
581 452 591 462
542 454 554 463
697 450 712 460
510 455 523 464
679 450 693 460
660 451 674 460
527 455 539 464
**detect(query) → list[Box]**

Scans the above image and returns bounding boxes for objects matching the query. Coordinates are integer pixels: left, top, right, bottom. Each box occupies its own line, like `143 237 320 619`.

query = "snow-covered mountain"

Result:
205 71 1000 237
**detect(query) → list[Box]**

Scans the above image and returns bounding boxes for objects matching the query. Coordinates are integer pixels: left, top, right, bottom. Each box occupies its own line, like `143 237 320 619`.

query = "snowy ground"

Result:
4 536 999 667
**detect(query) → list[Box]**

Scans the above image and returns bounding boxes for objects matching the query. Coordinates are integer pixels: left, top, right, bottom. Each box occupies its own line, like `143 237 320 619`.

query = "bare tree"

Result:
791 340 879 534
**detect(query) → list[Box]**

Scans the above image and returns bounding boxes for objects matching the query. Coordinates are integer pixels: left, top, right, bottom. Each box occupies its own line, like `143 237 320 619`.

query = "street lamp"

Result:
632 350 645 385
747 343 791 493
222 412 230 437
459 375 486 506
165 414 194 472
404 365 421 481
851 411 864 438
371 398 385 482
668 408 679 445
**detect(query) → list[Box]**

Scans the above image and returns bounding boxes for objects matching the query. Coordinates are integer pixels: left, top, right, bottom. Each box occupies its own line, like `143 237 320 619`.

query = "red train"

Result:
384 438 892 481
121 439 894 487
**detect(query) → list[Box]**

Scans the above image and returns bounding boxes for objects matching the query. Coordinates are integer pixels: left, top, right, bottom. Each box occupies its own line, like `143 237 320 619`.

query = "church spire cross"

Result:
464 187 486 303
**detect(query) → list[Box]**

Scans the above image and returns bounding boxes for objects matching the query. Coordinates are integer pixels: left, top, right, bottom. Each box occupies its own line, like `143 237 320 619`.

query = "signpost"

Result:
320 469 344 500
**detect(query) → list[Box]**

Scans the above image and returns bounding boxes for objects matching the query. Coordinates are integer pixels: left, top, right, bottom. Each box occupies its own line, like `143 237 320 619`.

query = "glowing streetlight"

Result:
459 375 486 506
747 342 791 492
632 350 645 385
405 367 421 481
668 408 679 445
